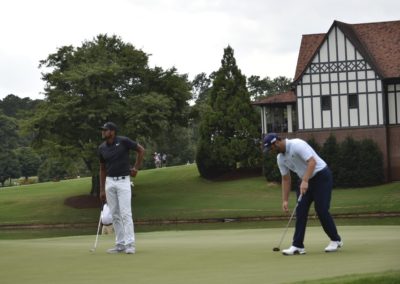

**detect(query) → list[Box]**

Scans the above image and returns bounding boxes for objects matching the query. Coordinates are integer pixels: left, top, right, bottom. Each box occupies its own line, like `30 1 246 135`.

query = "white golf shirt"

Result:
277 139 327 179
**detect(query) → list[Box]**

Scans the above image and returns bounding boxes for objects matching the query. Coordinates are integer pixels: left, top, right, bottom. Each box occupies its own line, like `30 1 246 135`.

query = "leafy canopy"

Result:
31 34 191 185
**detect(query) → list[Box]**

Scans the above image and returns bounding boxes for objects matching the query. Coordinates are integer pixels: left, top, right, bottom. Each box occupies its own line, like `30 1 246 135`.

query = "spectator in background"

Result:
154 152 161 168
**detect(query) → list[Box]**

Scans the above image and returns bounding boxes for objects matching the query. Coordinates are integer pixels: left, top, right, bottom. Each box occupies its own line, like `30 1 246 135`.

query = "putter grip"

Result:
297 194 303 202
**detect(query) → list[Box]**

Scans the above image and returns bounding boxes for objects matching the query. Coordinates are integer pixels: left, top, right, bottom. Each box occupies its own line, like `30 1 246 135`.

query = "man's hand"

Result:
282 200 289 213
130 167 138 177
300 180 309 195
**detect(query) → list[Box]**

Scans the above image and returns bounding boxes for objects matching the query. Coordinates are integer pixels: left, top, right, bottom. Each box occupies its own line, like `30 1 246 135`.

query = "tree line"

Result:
0 34 291 191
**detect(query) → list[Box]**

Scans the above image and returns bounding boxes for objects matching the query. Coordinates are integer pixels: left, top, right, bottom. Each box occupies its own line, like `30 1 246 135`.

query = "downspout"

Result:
383 82 391 182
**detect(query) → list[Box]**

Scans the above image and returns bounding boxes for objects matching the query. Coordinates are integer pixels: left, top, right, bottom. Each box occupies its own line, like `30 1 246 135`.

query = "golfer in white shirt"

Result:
264 133 342 255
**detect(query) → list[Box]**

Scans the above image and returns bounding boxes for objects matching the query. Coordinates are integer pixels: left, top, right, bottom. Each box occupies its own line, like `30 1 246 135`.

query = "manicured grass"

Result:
0 178 98 225
0 164 399 228
134 165 400 220
299 270 400 284
0 226 399 284
1 165 399 283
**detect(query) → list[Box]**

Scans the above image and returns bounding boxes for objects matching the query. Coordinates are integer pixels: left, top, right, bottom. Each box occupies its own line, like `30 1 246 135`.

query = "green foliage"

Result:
0 150 20 186
196 46 260 178
14 147 41 179
336 137 361 187
306 136 321 154
320 135 340 187
191 72 213 104
318 136 384 187
263 151 280 183
30 34 192 192
0 113 19 149
33 34 150 176
247 75 292 100
37 158 69 182
356 139 384 186
0 95 41 119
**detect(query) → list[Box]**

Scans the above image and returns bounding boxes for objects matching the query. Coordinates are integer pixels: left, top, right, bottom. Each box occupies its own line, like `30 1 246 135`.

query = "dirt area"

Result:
64 195 102 209
211 168 263 181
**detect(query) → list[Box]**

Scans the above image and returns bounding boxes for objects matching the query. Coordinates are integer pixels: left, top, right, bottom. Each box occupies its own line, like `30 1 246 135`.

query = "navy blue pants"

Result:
293 167 341 248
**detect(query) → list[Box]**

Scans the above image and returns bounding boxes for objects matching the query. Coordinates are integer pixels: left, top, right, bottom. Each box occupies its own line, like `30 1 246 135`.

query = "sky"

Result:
0 0 399 100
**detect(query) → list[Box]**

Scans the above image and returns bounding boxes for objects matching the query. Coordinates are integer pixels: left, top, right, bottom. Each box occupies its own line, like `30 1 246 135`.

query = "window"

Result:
348 94 358 109
321 96 331 110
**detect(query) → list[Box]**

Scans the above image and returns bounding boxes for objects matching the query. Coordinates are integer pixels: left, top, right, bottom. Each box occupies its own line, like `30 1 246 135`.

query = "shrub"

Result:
357 139 384 186
320 135 340 187
196 139 233 179
263 151 280 183
307 137 321 154
334 137 384 187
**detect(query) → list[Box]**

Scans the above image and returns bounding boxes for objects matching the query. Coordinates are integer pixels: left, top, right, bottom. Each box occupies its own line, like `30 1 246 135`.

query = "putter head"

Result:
89 248 96 252
273 247 280 252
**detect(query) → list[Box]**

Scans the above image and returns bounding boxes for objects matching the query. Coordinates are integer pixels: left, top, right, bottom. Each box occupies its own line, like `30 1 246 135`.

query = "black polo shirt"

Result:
98 136 138 177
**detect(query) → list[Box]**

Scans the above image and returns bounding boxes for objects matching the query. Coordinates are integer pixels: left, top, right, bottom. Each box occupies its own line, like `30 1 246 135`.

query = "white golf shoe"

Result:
325 240 343 252
282 246 306 255
125 244 136 254
107 244 125 254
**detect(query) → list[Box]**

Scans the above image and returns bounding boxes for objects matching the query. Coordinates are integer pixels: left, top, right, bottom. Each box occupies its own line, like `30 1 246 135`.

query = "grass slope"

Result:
0 164 399 227
0 226 399 284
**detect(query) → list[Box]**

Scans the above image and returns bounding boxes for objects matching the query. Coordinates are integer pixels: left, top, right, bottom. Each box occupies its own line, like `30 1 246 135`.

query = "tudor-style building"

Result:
253 20 400 181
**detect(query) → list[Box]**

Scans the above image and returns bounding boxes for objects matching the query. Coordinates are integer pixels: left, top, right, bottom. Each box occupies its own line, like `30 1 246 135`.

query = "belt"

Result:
107 176 127 181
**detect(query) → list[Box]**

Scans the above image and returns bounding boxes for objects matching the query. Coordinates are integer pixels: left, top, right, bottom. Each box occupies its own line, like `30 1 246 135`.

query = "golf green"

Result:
0 226 399 284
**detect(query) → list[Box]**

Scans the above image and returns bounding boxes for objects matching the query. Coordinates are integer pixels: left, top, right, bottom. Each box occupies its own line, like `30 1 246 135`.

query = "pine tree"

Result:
196 46 260 178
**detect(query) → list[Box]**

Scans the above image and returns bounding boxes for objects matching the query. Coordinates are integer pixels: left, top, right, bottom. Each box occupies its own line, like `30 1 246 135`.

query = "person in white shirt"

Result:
264 133 342 255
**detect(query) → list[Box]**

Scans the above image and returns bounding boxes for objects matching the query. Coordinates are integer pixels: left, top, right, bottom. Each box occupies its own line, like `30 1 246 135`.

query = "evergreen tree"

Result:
196 46 260 178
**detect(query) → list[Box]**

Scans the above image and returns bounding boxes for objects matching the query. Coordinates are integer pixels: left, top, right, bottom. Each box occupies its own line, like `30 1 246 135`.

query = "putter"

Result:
89 209 103 253
273 194 303 252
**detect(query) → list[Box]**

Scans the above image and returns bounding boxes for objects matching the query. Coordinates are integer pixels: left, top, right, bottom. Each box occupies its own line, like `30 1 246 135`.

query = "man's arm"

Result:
282 173 291 213
300 157 316 195
130 144 145 177
99 162 107 202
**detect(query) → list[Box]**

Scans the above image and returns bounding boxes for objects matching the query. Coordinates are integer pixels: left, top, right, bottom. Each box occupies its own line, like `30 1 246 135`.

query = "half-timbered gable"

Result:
294 21 388 130
254 20 400 181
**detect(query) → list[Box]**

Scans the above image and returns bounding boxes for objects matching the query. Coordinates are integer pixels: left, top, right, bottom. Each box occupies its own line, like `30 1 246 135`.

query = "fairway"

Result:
0 226 399 284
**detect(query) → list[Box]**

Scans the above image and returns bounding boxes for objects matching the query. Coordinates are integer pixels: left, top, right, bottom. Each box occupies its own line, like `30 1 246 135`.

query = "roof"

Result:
294 20 400 82
252 90 296 106
294 34 325 82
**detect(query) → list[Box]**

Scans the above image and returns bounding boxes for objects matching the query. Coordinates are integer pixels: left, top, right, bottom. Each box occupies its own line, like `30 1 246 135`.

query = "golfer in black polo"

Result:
99 122 145 254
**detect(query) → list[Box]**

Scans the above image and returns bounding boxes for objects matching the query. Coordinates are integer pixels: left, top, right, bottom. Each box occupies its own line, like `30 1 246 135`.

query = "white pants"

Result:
105 176 135 246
